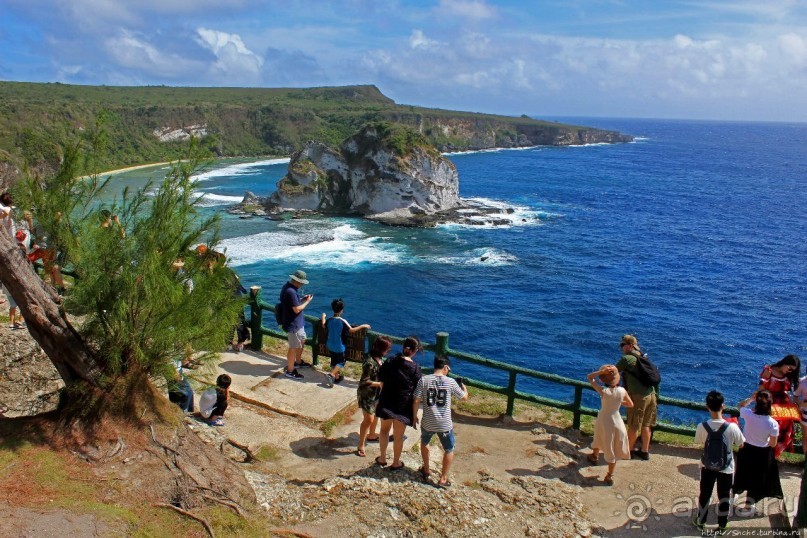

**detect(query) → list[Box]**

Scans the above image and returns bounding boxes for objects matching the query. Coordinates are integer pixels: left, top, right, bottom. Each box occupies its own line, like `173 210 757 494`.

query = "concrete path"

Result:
199 349 358 422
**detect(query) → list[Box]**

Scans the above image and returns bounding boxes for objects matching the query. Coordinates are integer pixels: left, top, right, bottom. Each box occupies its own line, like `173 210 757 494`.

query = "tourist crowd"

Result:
1 198 801 530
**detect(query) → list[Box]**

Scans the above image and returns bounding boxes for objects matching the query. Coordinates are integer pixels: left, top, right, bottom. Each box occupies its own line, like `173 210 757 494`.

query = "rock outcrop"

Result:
265 123 464 225
0 323 63 417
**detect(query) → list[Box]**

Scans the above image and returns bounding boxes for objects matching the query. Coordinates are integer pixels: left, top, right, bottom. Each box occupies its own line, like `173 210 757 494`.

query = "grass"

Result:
0 433 277 536
254 445 281 462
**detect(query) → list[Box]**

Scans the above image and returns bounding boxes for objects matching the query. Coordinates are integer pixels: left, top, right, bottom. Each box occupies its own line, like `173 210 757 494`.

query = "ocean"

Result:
111 118 807 422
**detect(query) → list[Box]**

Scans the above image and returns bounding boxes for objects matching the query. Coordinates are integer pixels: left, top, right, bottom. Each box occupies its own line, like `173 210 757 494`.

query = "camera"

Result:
455 377 465 386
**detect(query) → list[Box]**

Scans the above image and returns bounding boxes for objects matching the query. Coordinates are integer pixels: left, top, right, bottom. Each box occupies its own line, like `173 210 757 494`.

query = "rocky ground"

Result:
1 302 801 537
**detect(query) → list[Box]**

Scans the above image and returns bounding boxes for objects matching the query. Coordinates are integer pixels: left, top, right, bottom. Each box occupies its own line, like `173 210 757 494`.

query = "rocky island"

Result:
230 122 619 227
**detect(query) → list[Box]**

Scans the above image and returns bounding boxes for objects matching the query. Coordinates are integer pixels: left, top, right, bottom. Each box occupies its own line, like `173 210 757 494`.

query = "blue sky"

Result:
1 0 806 121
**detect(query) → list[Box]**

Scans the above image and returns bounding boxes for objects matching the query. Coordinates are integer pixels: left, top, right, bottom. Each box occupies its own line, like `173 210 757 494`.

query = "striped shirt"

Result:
414 374 466 432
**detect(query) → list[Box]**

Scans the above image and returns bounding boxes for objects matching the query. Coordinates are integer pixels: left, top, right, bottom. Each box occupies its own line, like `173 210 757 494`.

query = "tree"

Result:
2 138 242 410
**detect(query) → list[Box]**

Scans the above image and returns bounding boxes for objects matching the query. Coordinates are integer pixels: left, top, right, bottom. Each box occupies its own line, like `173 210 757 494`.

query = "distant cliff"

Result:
0 82 632 186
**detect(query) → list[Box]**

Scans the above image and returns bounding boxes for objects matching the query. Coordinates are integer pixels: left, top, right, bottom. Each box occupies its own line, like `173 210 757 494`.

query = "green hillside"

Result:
0 81 629 177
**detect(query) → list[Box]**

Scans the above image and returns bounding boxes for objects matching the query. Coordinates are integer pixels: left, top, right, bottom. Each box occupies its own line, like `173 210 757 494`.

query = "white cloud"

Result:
196 28 263 80
436 0 497 21
409 30 439 50
779 33 807 66
105 33 201 78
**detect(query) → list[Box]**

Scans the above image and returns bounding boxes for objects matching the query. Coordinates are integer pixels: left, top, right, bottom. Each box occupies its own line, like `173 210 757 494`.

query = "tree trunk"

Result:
0 227 103 386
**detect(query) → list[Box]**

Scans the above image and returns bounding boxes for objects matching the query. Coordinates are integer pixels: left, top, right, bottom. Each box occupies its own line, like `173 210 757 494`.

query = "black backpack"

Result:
274 302 284 327
627 352 661 388
701 422 731 471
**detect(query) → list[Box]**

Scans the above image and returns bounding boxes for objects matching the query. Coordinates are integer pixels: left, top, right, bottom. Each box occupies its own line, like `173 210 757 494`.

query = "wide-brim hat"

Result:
289 269 309 285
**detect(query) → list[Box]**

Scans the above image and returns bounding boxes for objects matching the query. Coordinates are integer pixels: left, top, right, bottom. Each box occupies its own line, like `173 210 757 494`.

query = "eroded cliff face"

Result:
269 125 460 218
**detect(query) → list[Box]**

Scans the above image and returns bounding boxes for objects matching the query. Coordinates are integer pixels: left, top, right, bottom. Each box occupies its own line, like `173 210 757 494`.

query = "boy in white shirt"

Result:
693 390 745 533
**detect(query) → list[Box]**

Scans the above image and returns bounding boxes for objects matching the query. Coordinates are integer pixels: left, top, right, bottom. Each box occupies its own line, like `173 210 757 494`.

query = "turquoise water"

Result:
111 118 807 421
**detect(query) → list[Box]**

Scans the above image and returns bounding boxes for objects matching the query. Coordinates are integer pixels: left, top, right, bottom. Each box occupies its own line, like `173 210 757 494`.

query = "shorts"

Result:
420 428 456 453
626 392 657 430
329 352 346 369
2 288 16 309
287 327 306 349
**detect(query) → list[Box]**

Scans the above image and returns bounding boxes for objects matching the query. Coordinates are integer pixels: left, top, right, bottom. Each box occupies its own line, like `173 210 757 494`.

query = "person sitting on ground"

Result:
321 298 371 388
279 269 313 380
168 348 196 413
586 365 633 485
692 390 745 533
375 336 423 470
733 390 783 516
616 334 657 461
199 374 231 427
412 355 469 487
356 336 393 457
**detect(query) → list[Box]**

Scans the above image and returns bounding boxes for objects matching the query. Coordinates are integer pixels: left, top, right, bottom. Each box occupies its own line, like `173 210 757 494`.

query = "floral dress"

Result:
357 355 383 414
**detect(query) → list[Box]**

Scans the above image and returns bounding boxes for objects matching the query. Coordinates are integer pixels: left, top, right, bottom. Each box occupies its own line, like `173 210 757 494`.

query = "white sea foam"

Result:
192 158 290 182
194 192 245 206
429 248 518 267
438 197 550 229
219 221 406 268
444 146 541 156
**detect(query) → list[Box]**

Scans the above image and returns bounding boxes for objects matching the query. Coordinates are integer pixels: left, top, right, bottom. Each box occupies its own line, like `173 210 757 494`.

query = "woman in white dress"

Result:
586 364 634 485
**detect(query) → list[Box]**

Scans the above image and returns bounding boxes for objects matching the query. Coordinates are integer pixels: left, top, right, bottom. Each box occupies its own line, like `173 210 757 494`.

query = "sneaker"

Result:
285 369 304 380
692 515 704 531
333 375 344 384
295 361 312 369
716 523 730 535
631 450 650 461
210 418 225 427
325 374 334 387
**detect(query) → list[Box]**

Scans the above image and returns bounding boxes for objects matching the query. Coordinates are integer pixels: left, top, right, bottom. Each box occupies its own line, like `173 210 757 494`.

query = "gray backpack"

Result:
701 422 731 471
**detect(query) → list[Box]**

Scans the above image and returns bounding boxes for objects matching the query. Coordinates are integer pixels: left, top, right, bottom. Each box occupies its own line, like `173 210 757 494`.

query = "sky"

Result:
1 0 807 122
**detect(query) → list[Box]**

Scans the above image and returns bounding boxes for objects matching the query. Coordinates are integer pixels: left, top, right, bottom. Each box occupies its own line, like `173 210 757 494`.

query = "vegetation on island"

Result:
0 81 629 182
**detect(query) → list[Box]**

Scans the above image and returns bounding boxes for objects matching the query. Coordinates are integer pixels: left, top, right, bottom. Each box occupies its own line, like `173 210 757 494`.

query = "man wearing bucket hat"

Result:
280 269 314 380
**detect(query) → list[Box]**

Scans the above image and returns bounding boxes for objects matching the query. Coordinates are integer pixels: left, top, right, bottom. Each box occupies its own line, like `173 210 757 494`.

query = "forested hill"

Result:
0 81 632 182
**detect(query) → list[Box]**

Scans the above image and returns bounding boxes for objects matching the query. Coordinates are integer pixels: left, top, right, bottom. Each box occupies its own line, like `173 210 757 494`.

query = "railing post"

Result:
435 332 449 357
506 371 517 416
249 286 263 352
572 386 583 430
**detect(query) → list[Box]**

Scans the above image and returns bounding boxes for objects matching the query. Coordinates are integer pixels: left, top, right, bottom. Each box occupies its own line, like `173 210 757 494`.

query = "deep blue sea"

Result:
112 118 807 422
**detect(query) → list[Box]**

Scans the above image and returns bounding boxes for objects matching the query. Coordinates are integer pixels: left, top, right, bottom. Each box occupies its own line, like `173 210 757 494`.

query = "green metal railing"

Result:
249 286 738 437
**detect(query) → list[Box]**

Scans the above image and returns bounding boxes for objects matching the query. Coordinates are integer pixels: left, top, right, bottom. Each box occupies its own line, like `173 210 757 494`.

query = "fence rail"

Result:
249 287 738 438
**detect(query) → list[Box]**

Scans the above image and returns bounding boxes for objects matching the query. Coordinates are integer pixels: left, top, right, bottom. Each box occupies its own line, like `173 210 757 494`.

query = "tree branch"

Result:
154 503 215 538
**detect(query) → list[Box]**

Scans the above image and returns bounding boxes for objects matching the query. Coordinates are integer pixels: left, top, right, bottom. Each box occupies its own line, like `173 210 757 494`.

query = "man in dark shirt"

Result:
616 334 657 460
280 269 313 380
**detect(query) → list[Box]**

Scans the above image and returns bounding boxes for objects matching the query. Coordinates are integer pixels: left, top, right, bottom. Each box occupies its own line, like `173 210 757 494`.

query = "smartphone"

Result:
455 377 465 386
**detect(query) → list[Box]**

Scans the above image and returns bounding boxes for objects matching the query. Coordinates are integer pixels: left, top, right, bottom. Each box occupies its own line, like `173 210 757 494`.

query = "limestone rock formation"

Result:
267 123 461 222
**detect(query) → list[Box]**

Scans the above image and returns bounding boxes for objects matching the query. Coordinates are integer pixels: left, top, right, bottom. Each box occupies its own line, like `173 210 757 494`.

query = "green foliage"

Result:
18 134 242 382
0 81 598 174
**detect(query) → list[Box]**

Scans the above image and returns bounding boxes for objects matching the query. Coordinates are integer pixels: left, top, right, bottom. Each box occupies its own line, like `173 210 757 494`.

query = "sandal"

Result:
436 480 452 489
356 448 366 457
389 462 405 470
418 466 430 482
587 453 598 464
366 436 380 443
374 456 387 467
604 473 614 485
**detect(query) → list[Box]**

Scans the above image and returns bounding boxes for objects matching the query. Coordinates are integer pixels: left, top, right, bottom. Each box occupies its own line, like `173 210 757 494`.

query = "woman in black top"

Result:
375 335 422 469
